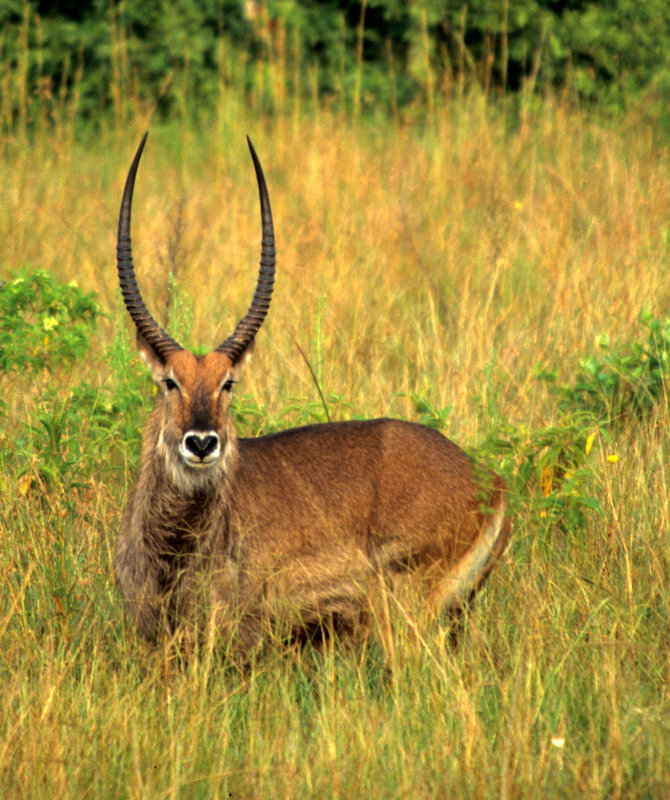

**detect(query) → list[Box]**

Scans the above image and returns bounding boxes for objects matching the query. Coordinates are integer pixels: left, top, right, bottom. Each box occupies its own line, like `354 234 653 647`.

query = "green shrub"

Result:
473 413 605 535
538 311 670 424
0 270 99 374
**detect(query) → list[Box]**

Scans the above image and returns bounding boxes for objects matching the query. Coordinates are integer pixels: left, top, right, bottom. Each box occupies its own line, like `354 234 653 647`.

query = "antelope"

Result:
113 133 511 659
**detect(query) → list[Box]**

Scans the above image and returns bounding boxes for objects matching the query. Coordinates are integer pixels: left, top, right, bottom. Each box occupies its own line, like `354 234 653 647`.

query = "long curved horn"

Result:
217 136 276 363
117 132 183 361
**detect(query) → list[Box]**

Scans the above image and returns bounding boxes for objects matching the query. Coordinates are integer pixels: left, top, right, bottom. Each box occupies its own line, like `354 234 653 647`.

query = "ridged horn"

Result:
117 132 183 361
217 136 276 363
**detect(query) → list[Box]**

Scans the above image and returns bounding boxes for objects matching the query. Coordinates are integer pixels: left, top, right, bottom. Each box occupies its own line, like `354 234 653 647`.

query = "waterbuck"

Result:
113 133 511 658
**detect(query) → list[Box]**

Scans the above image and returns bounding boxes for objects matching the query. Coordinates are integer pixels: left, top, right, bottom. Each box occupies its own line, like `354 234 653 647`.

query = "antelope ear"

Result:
136 331 166 379
231 340 254 379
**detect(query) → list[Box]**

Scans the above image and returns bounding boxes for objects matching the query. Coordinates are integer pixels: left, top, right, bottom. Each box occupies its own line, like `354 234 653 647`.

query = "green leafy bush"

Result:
473 413 605 535
14 334 150 502
538 311 670 424
0 270 150 499
404 391 452 431
0 270 100 374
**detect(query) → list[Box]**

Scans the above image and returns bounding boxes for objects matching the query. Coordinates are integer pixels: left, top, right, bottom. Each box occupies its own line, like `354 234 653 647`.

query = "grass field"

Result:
1 95 669 798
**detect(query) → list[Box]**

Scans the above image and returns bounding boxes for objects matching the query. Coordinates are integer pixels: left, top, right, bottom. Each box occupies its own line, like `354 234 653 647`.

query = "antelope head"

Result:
116 133 275 493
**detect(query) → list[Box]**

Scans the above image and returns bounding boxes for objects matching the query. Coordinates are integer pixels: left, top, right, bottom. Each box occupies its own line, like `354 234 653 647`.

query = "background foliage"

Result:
2 0 670 129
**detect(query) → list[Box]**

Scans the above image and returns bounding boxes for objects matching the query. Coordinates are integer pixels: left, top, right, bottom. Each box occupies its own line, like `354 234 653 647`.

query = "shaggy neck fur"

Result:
114 412 239 642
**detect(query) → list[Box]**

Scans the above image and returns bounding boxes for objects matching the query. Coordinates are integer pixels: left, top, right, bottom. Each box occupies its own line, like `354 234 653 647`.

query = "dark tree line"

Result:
1 1 670 124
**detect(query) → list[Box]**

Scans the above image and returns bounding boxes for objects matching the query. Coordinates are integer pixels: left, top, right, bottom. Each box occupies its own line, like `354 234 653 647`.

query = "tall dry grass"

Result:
1 91 669 798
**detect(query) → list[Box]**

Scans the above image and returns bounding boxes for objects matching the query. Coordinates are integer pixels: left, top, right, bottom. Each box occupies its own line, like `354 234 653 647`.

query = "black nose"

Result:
184 433 219 459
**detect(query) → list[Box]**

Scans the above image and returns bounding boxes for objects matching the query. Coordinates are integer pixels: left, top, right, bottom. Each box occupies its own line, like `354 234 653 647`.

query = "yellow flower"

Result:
607 454 619 464
551 736 565 748
585 431 597 455
513 200 523 210
18 474 32 496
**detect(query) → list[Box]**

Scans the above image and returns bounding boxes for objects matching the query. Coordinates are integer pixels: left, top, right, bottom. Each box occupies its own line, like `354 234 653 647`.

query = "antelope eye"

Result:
221 379 235 393
164 378 179 392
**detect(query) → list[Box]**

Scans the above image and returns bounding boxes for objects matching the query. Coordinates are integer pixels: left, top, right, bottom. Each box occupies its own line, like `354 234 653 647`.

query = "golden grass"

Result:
1 96 669 798
2 101 668 428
